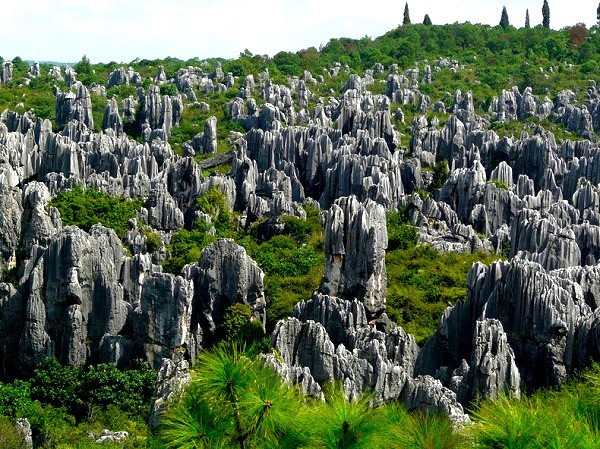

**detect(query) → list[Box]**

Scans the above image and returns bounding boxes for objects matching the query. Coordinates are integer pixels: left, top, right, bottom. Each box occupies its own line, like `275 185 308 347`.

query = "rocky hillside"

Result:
0 22 600 428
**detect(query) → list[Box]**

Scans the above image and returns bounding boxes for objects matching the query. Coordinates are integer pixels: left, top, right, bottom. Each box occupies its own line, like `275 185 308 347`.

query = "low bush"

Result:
50 186 144 239
30 357 156 419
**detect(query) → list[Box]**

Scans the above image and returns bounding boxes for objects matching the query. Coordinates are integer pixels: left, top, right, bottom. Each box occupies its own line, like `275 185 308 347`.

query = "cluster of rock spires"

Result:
1 58 600 424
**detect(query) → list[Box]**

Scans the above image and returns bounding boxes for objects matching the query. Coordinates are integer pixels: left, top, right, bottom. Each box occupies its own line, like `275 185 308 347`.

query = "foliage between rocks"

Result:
50 185 144 239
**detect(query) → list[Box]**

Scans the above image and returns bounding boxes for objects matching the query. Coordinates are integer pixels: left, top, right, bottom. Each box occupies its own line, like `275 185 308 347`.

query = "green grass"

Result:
468 366 600 448
50 185 144 239
386 241 499 346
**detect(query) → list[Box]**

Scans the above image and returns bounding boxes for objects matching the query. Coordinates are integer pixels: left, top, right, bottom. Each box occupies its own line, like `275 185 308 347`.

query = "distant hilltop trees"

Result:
399 1 599 30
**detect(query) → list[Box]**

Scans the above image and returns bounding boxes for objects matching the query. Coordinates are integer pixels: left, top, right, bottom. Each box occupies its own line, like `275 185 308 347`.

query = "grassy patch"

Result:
50 185 144 239
385 210 499 345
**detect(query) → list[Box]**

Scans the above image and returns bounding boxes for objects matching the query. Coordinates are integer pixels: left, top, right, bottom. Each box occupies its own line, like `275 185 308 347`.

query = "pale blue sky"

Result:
1 0 598 63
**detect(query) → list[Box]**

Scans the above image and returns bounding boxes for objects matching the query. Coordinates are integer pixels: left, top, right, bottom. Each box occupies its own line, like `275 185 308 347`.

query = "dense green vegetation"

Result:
4 16 600 448
0 358 156 448
50 185 144 238
157 345 600 449
385 210 500 344
162 188 324 329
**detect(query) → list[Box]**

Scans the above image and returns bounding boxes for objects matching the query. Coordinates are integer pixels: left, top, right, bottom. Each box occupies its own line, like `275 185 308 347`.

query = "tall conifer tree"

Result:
542 0 550 28
403 2 411 25
500 6 510 29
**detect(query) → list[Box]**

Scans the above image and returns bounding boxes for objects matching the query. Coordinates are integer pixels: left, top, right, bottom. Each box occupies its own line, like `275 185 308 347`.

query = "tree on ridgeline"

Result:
500 6 510 29
403 2 411 25
543 0 550 28
569 23 589 48
423 14 432 25
525 9 531 28
597 2 600 26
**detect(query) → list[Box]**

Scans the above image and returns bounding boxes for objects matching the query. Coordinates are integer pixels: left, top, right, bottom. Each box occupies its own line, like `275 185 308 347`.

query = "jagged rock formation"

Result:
191 116 218 154
416 258 599 397
0 55 600 425
55 82 94 128
1 61 13 85
265 293 469 421
102 98 123 136
321 196 388 317
16 418 33 449
183 239 266 345
149 358 191 431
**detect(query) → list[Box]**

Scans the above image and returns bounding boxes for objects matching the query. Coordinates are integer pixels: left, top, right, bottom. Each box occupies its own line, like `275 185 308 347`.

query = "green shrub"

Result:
140 229 162 253
0 416 29 449
488 179 509 190
219 304 265 350
162 228 214 274
50 186 143 239
195 187 233 235
30 357 156 419
386 245 499 345
388 223 418 251
159 84 178 96
0 380 33 418
431 160 449 190
581 60 599 74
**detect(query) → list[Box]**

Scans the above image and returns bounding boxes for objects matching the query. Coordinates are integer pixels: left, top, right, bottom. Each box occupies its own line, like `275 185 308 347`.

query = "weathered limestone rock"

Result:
267 293 468 420
20 182 62 254
321 196 387 317
149 358 191 431
145 185 184 231
55 82 94 129
94 429 129 445
416 259 594 390
0 184 22 276
140 273 193 368
102 98 123 136
1 61 13 84
18 225 128 370
470 319 520 400
16 418 33 449
183 239 265 347
192 116 218 154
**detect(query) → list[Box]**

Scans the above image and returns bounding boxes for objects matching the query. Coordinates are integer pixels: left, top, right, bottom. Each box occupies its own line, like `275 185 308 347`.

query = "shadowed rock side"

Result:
3 223 264 372
415 258 600 398
1 59 600 421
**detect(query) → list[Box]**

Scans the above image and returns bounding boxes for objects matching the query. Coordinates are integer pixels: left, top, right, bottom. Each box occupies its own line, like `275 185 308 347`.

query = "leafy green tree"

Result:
499 6 510 29
403 2 411 26
525 9 531 28
423 14 432 26
10 57 28 79
74 55 91 75
542 0 550 28
29 357 156 419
